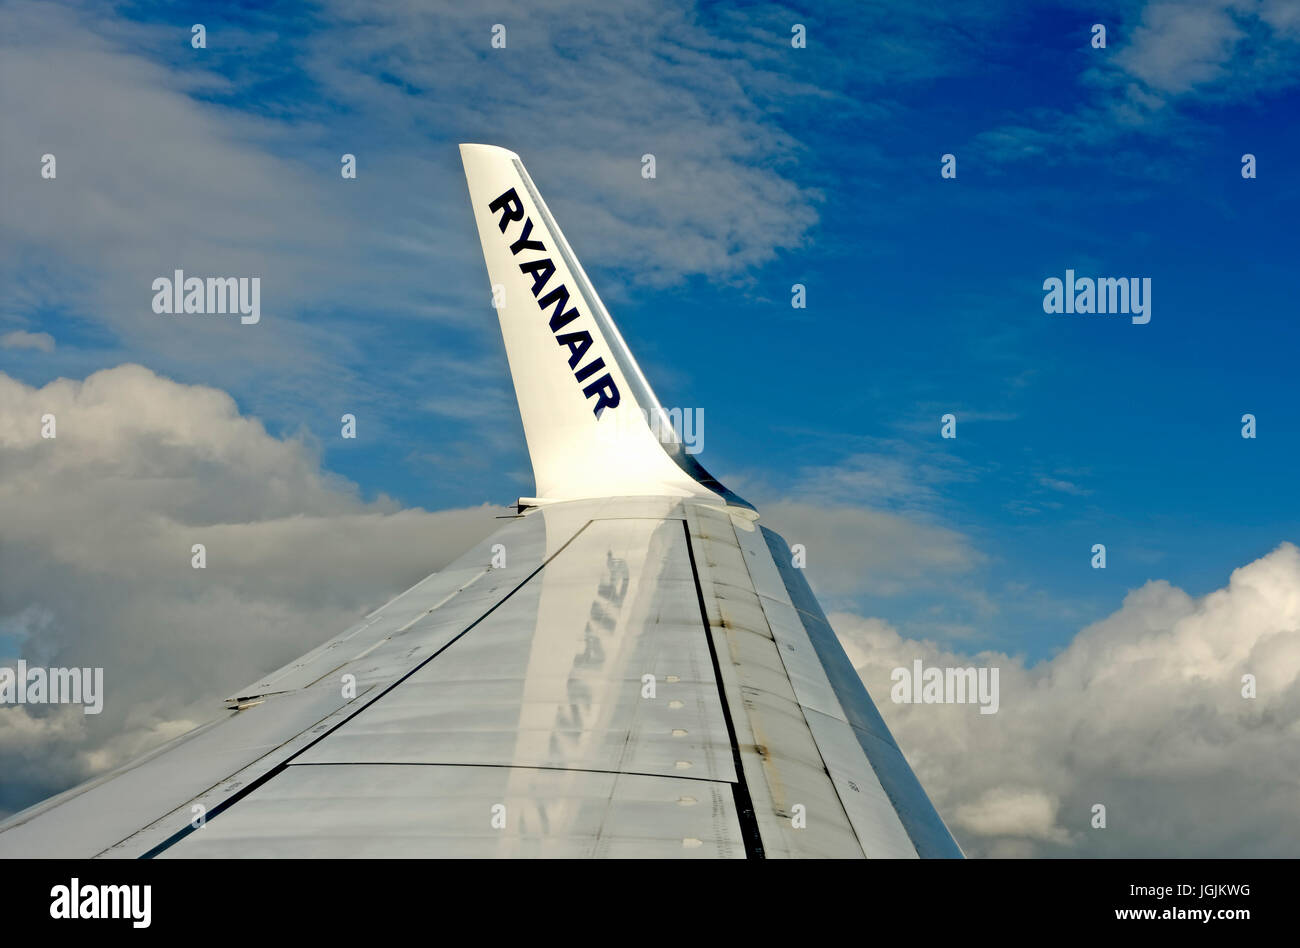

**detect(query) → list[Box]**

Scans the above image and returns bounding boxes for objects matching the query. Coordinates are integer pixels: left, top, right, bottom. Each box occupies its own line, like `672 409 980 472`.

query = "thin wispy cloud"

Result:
0 330 54 353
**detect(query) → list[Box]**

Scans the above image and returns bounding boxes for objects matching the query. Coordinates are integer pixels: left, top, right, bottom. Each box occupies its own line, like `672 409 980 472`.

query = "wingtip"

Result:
459 142 521 162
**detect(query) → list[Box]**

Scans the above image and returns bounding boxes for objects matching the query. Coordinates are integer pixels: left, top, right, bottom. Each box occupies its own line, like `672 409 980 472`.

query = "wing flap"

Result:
157 766 746 859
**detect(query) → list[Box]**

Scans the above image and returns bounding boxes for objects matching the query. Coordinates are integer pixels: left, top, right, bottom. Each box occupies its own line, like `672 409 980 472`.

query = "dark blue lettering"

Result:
509 219 546 255
520 258 557 297
574 356 605 382
538 285 580 332
488 189 525 233
583 374 621 417
556 331 594 368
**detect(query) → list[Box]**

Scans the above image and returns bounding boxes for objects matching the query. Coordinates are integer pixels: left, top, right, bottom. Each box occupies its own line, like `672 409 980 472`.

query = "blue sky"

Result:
3 0 1298 668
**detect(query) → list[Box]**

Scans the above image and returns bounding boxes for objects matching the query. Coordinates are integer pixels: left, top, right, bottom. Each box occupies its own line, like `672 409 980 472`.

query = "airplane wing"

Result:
0 145 961 859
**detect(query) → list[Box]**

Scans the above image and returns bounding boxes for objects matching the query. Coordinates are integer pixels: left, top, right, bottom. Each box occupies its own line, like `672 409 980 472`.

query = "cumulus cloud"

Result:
0 365 502 817
837 542 1300 856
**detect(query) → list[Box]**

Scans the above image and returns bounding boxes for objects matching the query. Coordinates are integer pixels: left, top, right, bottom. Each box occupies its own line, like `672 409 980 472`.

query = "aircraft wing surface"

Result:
0 145 961 859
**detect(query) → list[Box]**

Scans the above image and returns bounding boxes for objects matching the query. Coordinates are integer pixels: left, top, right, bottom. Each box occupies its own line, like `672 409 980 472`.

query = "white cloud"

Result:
951 787 1071 845
306 0 822 286
779 448 977 513
0 330 54 353
1115 1 1249 96
1108 0 1300 105
0 0 836 480
836 541 1300 856
761 500 982 599
0 0 824 352
736 446 990 620
1109 0 1300 104
972 0 1300 165
0 2 348 317
0 365 502 816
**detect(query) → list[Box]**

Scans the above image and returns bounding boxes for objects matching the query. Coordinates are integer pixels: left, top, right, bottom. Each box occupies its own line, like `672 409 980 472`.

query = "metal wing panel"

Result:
0 505 590 857
683 502 960 858
292 516 737 783
141 502 748 857
801 708 920 859
157 765 745 859
225 511 569 701
683 504 868 858
0 680 355 858
98 682 383 858
756 525 964 858
725 514 919 855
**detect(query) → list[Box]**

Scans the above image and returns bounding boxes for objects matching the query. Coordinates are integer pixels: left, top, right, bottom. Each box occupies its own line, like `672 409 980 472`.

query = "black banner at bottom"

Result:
0 857 1284 935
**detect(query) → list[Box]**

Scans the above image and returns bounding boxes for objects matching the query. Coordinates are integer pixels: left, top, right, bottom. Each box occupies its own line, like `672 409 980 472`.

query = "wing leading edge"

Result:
0 147 960 859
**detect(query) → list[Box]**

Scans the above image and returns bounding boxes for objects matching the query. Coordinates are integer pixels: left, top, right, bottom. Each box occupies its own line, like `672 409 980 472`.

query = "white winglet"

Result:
461 143 749 509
